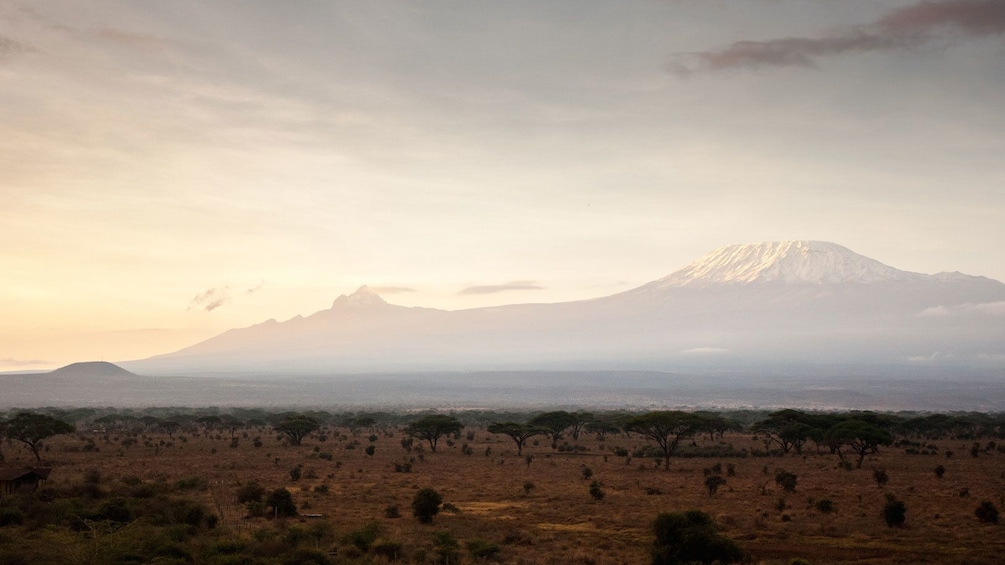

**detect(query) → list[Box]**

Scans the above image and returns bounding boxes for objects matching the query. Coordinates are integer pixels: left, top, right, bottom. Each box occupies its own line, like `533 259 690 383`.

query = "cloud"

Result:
0 357 52 367
458 281 545 295
907 351 954 363
670 0 1005 75
368 286 415 295
189 282 265 311
0 34 30 59
680 347 729 355
918 301 1005 316
189 286 232 312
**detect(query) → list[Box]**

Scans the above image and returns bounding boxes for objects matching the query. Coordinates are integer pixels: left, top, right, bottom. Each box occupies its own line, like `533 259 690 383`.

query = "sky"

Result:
2 0 1004 371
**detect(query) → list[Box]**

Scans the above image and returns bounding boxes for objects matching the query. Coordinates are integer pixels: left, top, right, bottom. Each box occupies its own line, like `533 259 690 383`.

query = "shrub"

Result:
704 475 726 498
589 480 605 501
882 494 906 527
176 476 206 491
343 521 382 552
775 470 797 493
236 481 266 503
433 531 460 564
371 539 404 561
283 548 333 565
365 445 375 456
385 504 401 519
0 508 24 527
523 481 535 495
934 465 945 479
872 468 889 488
266 488 299 518
412 488 443 523
289 466 302 481
651 510 744 564
467 538 501 560
582 467 593 480
975 501 1000 524
98 497 134 522
815 498 834 513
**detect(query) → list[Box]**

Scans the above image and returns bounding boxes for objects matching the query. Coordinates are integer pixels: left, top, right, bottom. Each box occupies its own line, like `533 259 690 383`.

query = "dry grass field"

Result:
2 416 1004 564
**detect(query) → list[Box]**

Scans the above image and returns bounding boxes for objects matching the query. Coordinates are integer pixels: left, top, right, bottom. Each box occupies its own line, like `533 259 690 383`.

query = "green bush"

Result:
176 476 207 491
98 497 134 522
371 539 404 561
704 475 726 498
236 481 266 503
975 500 1000 524
651 510 744 564
467 538 501 560
343 521 382 552
882 494 906 527
775 470 797 493
589 480 605 501
432 531 460 564
815 499 834 513
0 507 24 526
412 488 443 523
266 488 298 518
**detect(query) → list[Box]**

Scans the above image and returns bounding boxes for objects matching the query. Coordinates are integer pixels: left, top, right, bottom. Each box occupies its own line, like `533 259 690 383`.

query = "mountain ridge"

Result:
124 241 1005 375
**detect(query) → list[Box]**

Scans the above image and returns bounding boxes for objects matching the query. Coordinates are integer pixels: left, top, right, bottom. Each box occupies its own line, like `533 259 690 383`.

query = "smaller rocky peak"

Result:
331 285 389 309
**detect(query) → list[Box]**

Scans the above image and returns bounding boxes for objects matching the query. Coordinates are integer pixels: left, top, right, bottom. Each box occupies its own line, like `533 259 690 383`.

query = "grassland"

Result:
1 414 1003 564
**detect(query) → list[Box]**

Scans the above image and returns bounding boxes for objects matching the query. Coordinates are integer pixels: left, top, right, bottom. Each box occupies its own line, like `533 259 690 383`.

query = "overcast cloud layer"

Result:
1 0 1003 370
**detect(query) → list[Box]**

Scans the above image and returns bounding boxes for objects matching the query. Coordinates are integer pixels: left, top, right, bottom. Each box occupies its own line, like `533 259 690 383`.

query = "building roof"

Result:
0 467 52 481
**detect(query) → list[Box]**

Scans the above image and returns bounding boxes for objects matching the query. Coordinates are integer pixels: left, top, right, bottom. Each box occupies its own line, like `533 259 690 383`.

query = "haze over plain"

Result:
2 1 1004 371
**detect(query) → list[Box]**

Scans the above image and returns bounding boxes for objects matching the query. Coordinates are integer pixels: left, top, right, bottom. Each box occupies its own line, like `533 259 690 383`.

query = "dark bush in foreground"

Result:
266 488 298 518
882 494 906 527
651 510 744 565
975 501 999 524
412 488 442 523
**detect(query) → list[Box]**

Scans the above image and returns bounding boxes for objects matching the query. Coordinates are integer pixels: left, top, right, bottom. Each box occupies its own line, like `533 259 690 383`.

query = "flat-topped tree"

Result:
825 419 894 468
274 415 321 446
529 411 578 448
624 411 703 471
751 409 818 455
404 415 463 452
487 422 549 455
4 412 75 462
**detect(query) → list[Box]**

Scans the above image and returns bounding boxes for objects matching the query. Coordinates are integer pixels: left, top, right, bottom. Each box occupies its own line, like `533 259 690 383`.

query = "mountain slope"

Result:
48 361 138 378
643 241 922 287
125 241 1005 375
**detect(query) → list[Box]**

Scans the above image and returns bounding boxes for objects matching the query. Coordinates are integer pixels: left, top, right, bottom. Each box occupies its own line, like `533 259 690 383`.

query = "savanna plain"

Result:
1 408 1003 565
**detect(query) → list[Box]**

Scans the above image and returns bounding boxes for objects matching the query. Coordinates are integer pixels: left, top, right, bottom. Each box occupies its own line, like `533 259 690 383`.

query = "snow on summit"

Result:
655 241 921 287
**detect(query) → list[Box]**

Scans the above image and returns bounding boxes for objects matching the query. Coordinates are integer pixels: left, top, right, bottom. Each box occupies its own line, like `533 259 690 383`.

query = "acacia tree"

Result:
4 412 75 462
584 418 622 440
486 422 549 455
274 415 321 446
750 409 818 455
404 415 463 452
694 412 744 441
529 411 578 448
568 412 595 440
825 419 894 468
624 411 702 471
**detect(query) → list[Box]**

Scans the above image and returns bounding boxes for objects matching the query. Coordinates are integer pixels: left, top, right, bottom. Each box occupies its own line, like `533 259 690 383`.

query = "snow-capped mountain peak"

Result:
652 241 920 287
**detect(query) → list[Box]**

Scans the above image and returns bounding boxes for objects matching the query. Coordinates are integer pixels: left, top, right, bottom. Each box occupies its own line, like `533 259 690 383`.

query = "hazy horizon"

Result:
3 1 1004 371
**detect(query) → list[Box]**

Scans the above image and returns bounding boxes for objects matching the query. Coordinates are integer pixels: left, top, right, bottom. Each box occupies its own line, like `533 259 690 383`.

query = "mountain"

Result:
124 241 1005 376
644 241 922 287
48 361 138 378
